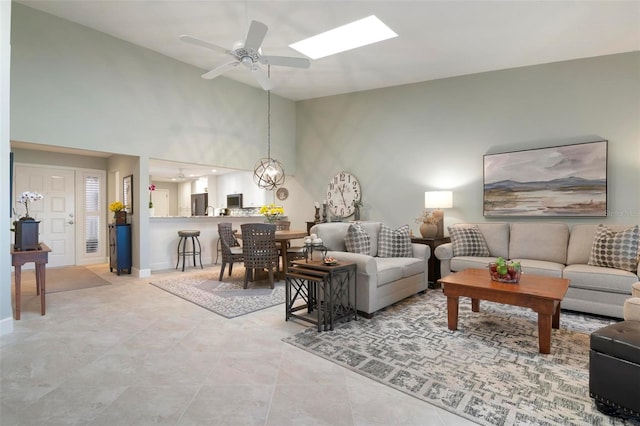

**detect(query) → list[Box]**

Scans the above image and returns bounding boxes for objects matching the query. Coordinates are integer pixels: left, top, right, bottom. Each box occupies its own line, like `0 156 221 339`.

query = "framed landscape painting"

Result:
483 140 607 217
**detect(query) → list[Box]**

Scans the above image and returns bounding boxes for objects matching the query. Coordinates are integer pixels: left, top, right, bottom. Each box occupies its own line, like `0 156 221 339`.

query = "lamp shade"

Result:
424 191 453 209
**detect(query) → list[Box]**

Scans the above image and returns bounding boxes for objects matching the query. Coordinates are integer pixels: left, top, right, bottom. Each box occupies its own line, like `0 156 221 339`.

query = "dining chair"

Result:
218 222 244 281
240 223 279 289
275 220 290 231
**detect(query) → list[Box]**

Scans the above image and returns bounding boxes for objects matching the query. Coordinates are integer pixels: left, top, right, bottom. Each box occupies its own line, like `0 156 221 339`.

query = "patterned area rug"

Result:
284 290 638 426
150 270 284 318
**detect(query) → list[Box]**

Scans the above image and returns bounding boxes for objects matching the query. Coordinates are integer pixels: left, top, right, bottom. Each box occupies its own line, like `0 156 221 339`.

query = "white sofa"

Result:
310 222 430 317
435 222 639 319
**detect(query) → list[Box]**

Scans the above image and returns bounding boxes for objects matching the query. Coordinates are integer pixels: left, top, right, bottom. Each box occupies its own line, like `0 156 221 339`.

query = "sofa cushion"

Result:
511 259 564 277
378 224 412 258
588 224 639 272
345 223 371 255
451 256 497 272
509 222 569 264
375 258 404 286
563 264 637 294
449 225 490 257
359 222 382 256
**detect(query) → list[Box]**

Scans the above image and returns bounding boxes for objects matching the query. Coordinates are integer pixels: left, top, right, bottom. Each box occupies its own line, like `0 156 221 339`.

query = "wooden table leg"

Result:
471 298 480 312
280 242 288 276
538 313 552 354
14 265 21 320
36 262 46 316
447 296 459 330
552 301 560 329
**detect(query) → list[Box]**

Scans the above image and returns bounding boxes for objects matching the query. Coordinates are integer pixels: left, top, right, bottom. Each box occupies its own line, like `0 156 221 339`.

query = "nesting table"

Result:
286 260 357 331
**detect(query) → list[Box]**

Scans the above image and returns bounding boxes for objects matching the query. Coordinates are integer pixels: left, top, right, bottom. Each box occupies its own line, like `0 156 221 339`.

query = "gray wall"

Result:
296 52 640 233
1 1 12 330
9 3 297 172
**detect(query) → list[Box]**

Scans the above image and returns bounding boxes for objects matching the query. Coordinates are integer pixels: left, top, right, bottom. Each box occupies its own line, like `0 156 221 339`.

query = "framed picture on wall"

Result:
483 140 607 217
123 174 133 214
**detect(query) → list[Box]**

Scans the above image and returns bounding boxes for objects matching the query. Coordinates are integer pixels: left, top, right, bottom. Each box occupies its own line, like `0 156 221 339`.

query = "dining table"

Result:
275 230 308 274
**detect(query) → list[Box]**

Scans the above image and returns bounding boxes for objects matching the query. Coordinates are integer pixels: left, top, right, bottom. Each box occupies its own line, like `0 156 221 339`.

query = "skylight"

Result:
289 15 398 60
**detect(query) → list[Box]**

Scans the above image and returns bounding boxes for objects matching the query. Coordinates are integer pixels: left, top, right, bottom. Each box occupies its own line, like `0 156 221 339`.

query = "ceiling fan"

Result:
171 168 186 181
180 20 310 90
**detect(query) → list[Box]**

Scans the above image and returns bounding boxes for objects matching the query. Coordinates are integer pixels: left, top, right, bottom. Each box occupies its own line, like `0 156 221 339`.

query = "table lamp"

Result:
424 191 453 238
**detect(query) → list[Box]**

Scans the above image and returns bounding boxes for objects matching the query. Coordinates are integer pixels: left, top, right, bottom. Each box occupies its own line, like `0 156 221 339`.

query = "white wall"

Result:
295 52 640 234
1 1 13 333
9 3 297 172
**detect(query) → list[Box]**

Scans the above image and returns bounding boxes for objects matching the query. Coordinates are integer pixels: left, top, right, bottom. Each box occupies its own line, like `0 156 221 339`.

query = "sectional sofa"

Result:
310 222 430 317
434 222 639 319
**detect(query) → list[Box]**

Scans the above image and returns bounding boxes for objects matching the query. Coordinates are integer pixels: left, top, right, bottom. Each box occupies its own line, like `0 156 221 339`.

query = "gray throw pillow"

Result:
449 225 490 257
345 223 371 255
588 224 639 272
378 224 412 258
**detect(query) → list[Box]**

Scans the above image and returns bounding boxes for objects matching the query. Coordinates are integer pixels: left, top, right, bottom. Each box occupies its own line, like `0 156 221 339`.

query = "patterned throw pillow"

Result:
448 226 490 257
588 224 639 272
378 224 412 258
345 223 371 255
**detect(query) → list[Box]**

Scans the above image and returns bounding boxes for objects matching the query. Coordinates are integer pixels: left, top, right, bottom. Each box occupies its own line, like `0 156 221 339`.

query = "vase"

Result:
114 211 127 224
14 218 40 250
419 222 437 238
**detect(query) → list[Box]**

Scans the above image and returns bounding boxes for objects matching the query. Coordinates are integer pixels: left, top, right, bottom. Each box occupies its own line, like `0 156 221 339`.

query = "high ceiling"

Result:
16 0 640 102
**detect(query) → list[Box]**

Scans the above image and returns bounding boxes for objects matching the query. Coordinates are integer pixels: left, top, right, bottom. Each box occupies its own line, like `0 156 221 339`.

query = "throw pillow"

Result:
588 224 639 272
378 224 412 258
448 225 490 257
345 223 371 255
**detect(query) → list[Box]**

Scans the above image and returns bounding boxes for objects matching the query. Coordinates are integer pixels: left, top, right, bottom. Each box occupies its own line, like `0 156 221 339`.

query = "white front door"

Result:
14 165 76 267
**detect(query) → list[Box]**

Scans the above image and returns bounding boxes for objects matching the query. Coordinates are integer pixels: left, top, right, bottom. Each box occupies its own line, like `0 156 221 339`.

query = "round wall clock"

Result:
276 187 289 201
326 172 361 217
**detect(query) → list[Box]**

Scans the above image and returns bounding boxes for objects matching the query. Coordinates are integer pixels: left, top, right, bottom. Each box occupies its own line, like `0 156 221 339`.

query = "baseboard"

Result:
0 315 14 336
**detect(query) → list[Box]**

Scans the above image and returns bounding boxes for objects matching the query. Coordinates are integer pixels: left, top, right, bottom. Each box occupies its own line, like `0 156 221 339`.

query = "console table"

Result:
11 243 51 320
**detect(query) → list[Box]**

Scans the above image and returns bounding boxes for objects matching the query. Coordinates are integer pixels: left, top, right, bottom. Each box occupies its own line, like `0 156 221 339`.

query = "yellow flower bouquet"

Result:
259 204 284 223
109 201 125 213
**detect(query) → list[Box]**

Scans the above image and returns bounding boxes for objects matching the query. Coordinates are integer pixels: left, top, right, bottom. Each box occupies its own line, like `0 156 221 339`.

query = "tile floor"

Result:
2 264 475 426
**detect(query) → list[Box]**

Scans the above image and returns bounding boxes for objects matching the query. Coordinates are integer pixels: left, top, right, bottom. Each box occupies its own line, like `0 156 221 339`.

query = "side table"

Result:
286 260 357 331
11 243 51 320
411 236 450 288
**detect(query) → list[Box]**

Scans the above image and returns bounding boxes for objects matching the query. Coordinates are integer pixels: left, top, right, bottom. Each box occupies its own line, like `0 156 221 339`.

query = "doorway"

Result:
14 164 107 268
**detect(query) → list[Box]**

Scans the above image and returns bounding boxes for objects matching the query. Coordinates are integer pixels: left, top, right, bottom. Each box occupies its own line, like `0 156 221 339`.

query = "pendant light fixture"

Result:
253 65 285 190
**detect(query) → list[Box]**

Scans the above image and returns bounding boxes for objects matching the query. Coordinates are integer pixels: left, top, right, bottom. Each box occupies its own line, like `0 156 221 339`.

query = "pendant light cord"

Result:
267 64 271 159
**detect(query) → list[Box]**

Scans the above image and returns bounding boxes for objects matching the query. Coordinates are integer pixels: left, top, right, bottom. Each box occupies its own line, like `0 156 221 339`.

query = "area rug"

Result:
15 266 112 293
150 270 285 318
283 290 637 426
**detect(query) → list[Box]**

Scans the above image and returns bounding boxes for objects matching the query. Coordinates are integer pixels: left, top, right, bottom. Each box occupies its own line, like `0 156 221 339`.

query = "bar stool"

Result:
176 230 203 271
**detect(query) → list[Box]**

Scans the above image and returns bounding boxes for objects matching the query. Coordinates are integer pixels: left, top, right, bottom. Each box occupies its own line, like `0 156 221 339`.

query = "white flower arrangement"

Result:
16 191 43 219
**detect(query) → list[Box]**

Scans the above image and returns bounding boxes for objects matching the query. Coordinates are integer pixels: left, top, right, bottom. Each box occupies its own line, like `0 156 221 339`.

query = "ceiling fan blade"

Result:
252 67 274 91
260 55 310 69
179 35 228 54
201 61 240 79
244 20 268 51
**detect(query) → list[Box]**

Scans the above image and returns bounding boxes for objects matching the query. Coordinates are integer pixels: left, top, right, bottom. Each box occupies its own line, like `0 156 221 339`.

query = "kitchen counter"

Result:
149 215 289 271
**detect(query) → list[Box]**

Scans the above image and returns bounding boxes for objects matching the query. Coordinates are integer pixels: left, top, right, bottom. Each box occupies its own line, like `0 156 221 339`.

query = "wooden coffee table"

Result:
437 268 570 354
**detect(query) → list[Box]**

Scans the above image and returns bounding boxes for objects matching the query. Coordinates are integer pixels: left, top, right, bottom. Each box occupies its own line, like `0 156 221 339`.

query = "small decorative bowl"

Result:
323 257 338 265
488 262 521 283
